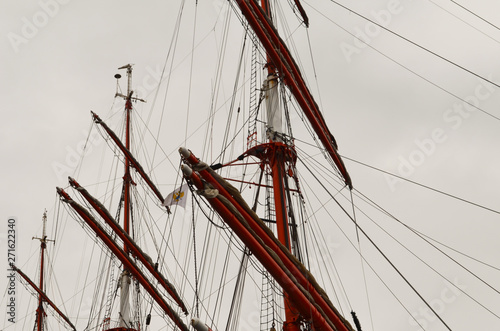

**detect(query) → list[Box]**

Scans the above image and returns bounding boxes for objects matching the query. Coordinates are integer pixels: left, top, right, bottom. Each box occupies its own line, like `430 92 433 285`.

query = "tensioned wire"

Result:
303 0 500 122
298 143 500 286
295 151 427 329
297 150 452 330
297 141 500 325
321 0 500 90
291 129 500 216
340 154 500 216
427 0 500 44
448 0 500 32
203 3 235 163
347 188 500 320
350 190 375 331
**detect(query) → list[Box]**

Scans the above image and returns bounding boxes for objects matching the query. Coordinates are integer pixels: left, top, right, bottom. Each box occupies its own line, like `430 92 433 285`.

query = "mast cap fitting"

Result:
179 147 191 159
181 165 193 177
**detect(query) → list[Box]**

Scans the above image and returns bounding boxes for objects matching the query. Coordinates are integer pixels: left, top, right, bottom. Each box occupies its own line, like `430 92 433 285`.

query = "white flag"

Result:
163 184 189 208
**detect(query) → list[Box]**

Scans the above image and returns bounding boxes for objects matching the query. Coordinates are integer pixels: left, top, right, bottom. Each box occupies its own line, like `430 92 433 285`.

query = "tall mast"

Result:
115 63 144 328
259 2 301 330
117 63 134 249
32 210 54 331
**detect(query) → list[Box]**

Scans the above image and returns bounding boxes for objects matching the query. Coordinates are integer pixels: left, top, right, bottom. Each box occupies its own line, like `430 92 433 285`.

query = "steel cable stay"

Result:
295 158 355 314
44 251 73 324
302 208 349 317
148 0 187 168
331 182 500 316
344 189 500 320
212 233 235 329
304 2 500 123
349 191 374 331
297 145 500 319
130 111 166 197
403 229 500 272
276 170 351 316
353 180 500 272
447 0 500 32
70 118 97 182
349 187 500 294
214 13 244 164
301 149 500 328
427 0 500 44
199 224 228 331
322 0 500 90
341 154 500 216
202 3 242 163
298 155 453 330
183 0 199 150
294 140 500 217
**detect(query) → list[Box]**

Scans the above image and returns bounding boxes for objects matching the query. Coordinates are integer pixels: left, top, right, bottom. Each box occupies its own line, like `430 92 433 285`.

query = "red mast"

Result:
259 2 301 330
119 64 134 250
114 64 145 330
32 210 54 331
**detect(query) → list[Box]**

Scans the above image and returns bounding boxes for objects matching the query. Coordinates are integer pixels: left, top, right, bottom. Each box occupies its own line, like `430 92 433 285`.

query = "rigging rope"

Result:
184 0 198 147
323 0 500 89
340 154 500 215
305 2 500 122
150 0 186 169
192 193 200 318
448 0 500 31
298 144 500 322
349 188 500 319
428 0 500 44
299 156 454 331
350 190 372 331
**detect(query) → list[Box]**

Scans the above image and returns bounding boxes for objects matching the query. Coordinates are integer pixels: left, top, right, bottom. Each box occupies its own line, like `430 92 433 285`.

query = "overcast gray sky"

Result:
1 1 500 330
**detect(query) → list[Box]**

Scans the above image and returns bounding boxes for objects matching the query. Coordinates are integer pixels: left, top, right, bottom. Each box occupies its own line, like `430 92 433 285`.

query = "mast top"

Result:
118 63 133 70
115 64 146 103
32 210 54 246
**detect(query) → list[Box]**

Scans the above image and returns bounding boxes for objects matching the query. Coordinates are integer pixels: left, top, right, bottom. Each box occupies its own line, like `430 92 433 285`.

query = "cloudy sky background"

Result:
1 0 500 330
